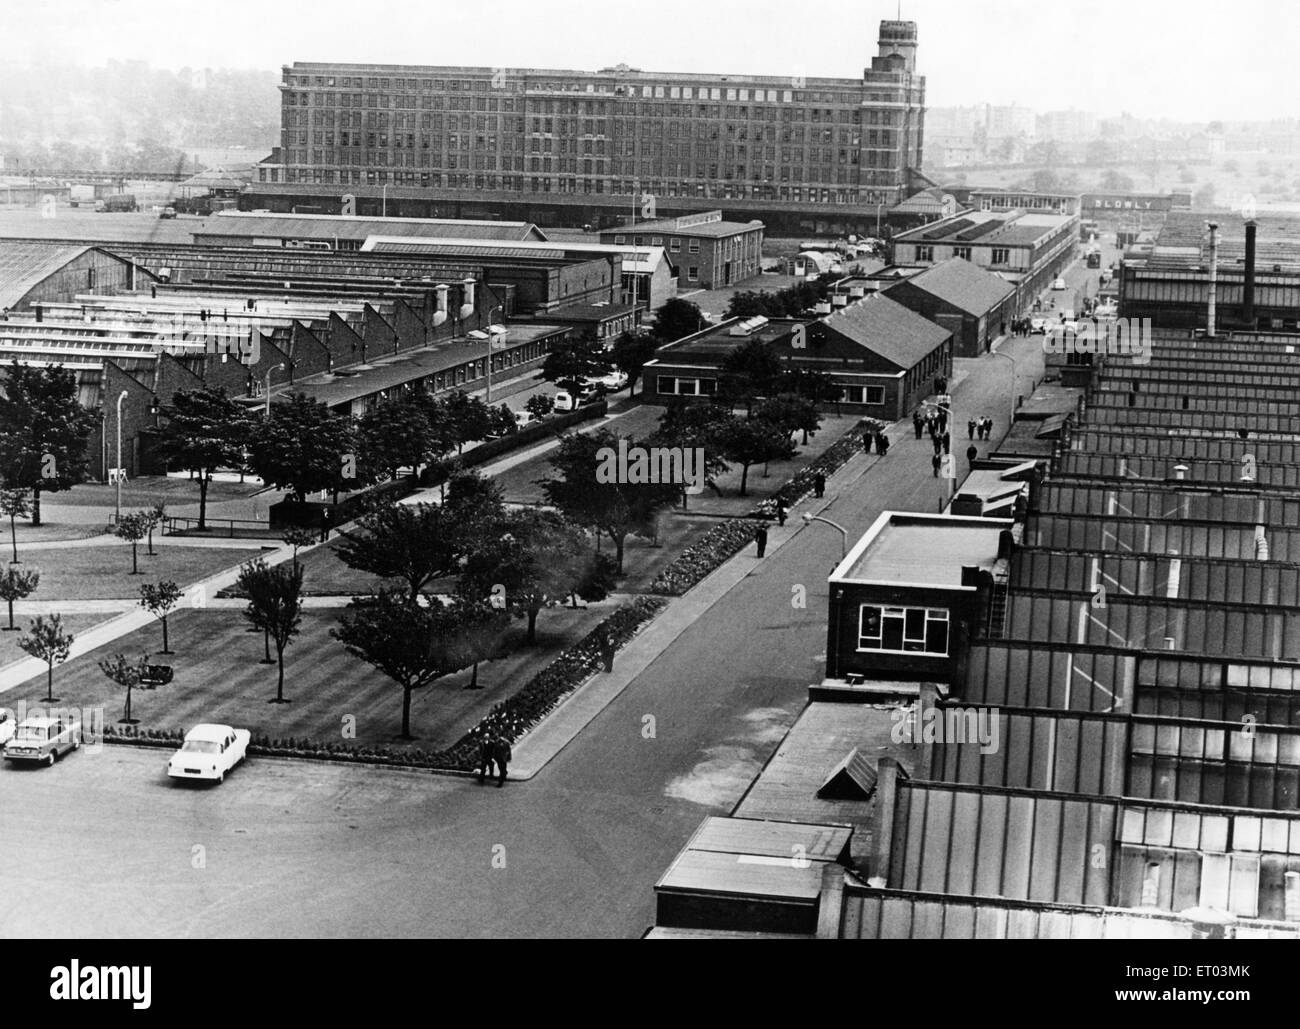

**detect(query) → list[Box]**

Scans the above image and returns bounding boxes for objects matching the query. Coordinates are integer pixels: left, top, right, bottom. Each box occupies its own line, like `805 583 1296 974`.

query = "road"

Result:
0 323 1048 938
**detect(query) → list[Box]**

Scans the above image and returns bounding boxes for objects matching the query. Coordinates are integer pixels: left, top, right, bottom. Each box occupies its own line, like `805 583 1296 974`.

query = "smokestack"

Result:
1243 220 1257 328
1206 222 1219 337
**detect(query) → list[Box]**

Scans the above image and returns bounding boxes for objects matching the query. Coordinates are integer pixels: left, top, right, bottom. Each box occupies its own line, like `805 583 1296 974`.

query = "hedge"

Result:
746 418 874 517
100 595 666 772
646 519 760 596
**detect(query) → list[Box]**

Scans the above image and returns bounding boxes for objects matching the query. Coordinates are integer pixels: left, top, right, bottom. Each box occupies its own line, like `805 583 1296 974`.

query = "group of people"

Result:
863 429 891 456
475 731 513 787
913 407 948 440
968 416 995 441
1009 317 1035 337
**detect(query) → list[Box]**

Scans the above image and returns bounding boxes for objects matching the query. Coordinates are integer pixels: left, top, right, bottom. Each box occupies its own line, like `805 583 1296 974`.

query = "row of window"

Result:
860 605 951 656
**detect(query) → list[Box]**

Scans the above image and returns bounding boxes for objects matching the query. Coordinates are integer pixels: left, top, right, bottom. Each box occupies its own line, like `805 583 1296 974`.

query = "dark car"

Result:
139 665 174 687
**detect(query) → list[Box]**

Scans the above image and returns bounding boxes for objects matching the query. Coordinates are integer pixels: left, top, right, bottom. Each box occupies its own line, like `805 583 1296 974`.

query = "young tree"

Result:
357 396 433 483
653 298 705 342
247 393 356 504
114 512 150 574
755 393 822 444
0 567 38 630
98 652 147 725
722 338 785 415
489 403 516 436
612 330 660 396
525 393 555 419
0 361 97 526
441 391 493 454
144 502 165 556
449 600 512 690
139 580 183 655
236 558 304 704
541 430 675 572
281 526 317 567
0 488 30 563
19 613 73 703
718 417 796 496
332 591 496 738
153 387 252 531
650 400 733 502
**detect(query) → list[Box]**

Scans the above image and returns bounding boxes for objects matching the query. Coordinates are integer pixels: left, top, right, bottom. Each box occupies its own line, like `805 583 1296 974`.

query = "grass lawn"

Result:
10 603 618 750
0 613 115 669
8 543 270 600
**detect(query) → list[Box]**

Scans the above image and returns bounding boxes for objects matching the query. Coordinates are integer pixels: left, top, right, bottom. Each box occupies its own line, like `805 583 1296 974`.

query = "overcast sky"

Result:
12 0 1297 121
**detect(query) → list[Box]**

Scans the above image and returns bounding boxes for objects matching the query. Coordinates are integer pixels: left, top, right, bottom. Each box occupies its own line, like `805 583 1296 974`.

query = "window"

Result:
858 605 950 656
953 246 971 261
658 375 717 396
669 238 681 252
688 238 700 254
687 266 699 281
991 248 1010 265
916 245 934 262
842 385 886 405
613 234 626 244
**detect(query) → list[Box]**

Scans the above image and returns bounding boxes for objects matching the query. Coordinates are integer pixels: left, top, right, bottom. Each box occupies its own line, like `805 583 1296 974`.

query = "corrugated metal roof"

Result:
195 212 545 243
821 294 952 369
0 241 94 309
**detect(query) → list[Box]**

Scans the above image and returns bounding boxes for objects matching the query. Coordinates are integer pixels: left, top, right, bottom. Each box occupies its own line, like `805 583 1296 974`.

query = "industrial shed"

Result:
0 241 150 313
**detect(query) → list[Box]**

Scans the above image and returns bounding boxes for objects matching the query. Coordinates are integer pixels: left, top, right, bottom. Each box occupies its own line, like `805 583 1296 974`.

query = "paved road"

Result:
0 330 1046 938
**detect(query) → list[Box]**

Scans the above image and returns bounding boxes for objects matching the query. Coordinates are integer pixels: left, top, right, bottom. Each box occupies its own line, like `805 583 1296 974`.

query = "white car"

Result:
167 723 250 783
1030 317 1048 334
590 369 629 392
513 409 536 429
1051 277 1067 291
3 716 81 765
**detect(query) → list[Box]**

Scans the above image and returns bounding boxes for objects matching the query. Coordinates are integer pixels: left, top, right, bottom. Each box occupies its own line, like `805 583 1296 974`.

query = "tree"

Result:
19 613 73 703
777 366 844 409
722 338 785 415
653 298 705 342
647 402 732 503
489 403 516 436
525 393 555 418
458 508 596 644
237 558 304 703
717 417 796 495
0 488 30 563
541 337 607 392
281 526 317 567
0 567 38 630
98 652 147 725
541 430 675 572
440 391 493 454
333 591 496 738
448 600 512 690
114 512 150 574
153 387 252 531
139 580 183 655
569 552 618 607
357 396 433 483
144 502 164 556
755 393 821 445
1028 168 1062 193
247 393 355 503
612 330 660 396
1100 169 1134 192
0 361 97 526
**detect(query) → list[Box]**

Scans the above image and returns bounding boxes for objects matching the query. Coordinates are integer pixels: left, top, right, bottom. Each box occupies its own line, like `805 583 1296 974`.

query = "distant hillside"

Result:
0 59 279 173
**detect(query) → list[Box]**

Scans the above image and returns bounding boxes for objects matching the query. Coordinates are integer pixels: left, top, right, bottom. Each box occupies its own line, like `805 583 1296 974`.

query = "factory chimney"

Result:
1206 222 1219 338
1243 220 1257 329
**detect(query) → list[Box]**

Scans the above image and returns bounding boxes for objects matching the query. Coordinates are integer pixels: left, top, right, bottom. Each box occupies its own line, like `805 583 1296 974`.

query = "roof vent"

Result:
727 315 770 337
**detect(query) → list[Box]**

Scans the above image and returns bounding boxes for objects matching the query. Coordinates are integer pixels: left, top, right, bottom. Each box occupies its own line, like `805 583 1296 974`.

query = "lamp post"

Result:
802 512 848 560
989 349 1017 433
484 305 503 405
115 389 129 522
263 363 285 419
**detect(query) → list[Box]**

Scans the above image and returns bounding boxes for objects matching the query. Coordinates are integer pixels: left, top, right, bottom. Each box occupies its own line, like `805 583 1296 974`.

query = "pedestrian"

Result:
932 435 942 456
320 507 333 543
984 417 994 439
598 629 615 673
967 418 977 440
491 734 511 787
863 432 874 455
966 443 978 465
813 471 826 498
877 433 889 456
931 452 941 477
942 430 951 454
977 415 987 441
754 523 768 558
477 731 495 785
913 411 923 439
776 498 787 527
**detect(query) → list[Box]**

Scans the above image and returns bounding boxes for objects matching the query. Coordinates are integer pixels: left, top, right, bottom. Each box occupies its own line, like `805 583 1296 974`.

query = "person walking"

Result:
984 417 995 440
776 498 788 527
598 629 615 673
320 507 334 544
942 430 951 454
491 735 511 787
813 471 826 498
932 434 942 456
754 523 768 558
863 432 875 455
966 443 979 466
967 418 977 440
913 411 923 439
977 415 987 441
877 433 890 456
931 452 941 478
476 731 495 785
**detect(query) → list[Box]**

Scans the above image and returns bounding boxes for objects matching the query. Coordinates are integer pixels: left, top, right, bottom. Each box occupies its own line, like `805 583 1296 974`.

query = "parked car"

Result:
1030 317 1048 334
158 207 177 219
167 723 250 783
3 716 82 766
1051 277 1067 291
513 410 536 429
0 710 15 747
139 664 174 687
590 369 629 392
553 386 597 412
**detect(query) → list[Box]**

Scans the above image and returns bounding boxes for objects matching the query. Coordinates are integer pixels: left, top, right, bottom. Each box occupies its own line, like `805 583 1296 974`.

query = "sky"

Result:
9 0 1299 122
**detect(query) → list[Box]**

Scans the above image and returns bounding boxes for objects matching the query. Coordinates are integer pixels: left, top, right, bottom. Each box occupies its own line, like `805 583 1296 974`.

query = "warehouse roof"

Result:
821 293 952 369
833 511 1010 586
194 211 548 243
889 257 1015 316
0 242 122 310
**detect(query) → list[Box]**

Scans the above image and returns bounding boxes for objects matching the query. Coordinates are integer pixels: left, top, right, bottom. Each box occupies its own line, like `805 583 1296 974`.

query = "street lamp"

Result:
484 305 505 405
802 512 848 560
263 363 285 419
115 389 129 522
989 349 1017 433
